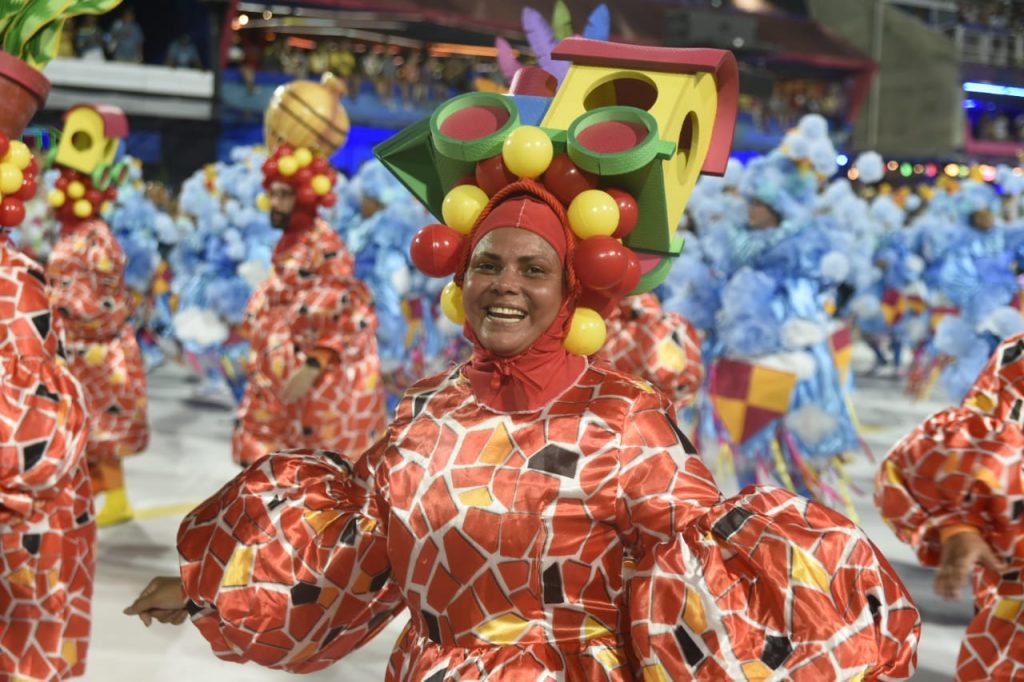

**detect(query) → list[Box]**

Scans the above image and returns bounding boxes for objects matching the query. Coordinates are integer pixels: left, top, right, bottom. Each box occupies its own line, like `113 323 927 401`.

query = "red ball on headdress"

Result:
14 177 36 201
578 287 617 317
612 250 642 296
574 236 630 291
320 192 337 208
410 223 464 277
296 185 317 206
607 188 639 239
475 154 518 196
0 197 25 227
542 153 597 205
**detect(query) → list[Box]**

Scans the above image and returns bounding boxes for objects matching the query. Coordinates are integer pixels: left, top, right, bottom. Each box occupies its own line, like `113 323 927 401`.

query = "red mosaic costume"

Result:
877 332 1024 681
600 292 704 412
232 219 387 466
178 362 919 680
46 218 148 484
0 240 95 680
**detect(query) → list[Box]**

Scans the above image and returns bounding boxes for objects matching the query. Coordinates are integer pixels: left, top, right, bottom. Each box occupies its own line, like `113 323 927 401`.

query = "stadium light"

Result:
963 81 1024 98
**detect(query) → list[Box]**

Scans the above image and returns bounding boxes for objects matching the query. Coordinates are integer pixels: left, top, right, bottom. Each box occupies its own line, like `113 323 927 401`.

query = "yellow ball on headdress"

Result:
311 174 332 196
67 180 86 199
294 147 314 168
278 155 298 177
73 199 93 219
442 184 489 235
564 307 606 356
48 189 66 207
440 281 465 324
501 125 553 179
568 190 619 239
0 163 22 194
4 140 30 171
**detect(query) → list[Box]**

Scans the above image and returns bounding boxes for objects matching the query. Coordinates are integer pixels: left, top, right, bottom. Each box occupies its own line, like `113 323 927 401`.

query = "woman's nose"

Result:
490 268 521 292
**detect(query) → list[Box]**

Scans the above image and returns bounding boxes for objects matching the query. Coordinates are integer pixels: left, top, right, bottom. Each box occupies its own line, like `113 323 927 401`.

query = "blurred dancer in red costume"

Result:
877 331 1024 681
601 292 704 414
46 105 147 527
231 74 386 466
128 46 920 680
0 136 96 678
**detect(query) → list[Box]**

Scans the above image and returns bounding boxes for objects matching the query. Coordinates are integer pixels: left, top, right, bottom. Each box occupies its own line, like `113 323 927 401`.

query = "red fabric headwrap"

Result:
458 181 586 413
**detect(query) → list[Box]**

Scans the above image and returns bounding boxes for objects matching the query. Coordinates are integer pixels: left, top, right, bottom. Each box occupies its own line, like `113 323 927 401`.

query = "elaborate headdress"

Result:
258 73 349 231
376 37 738 357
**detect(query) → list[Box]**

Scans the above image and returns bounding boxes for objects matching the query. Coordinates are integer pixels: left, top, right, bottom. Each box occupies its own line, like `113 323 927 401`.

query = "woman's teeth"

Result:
487 306 526 320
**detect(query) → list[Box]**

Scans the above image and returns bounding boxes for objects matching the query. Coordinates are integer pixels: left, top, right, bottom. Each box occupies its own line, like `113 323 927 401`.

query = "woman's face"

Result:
971 208 995 231
463 227 563 357
747 200 780 230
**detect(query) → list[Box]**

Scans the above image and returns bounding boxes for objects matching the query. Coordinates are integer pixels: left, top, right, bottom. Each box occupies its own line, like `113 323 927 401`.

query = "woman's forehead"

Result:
472 227 559 260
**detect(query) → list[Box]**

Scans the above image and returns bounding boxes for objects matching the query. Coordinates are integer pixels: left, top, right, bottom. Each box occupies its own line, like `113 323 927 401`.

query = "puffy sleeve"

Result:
619 391 921 681
876 334 1024 568
0 256 89 520
0 356 89 520
177 439 405 673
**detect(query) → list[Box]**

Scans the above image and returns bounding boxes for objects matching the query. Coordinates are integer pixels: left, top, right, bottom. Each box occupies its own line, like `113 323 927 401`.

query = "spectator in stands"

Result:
378 50 399 107
107 7 144 63
423 54 447 101
399 49 426 107
361 46 385 102
166 34 201 70
328 40 358 95
76 15 106 61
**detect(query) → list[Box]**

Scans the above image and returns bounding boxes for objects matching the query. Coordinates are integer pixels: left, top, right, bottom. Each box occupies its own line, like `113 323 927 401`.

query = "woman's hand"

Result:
283 363 320 403
124 576 189 626
934 530 1007 601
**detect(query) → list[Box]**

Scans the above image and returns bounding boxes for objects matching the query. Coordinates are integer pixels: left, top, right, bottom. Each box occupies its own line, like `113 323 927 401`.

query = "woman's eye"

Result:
475 262 496 272
527 266 546 275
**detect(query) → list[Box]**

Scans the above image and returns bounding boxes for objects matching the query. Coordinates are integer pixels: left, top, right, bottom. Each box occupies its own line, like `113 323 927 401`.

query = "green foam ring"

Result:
91 158 130 192
429 92 520 162
566 106 676 177
632 240 684 294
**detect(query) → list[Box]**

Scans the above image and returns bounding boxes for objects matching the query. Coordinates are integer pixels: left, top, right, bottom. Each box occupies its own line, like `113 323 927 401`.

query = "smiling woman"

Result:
127 43 922 681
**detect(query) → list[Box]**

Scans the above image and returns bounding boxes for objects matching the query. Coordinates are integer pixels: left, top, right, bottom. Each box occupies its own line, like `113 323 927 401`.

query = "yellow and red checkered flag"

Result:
929 305 959 333
710 358 798 445
880 288 903 326
1009 290 1024 312
401 298 425 348
829 326 852 384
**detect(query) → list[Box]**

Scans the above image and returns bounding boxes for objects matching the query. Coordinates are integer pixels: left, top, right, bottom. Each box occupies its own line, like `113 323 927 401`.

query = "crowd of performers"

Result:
5 62 1024 682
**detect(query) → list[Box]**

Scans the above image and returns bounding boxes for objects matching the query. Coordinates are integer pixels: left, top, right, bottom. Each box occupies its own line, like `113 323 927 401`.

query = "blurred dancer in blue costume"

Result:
104 159 184 372
667 115 864 514
334 159 465 411
172 147 278 404
919 179 1024 402
837 153 928 378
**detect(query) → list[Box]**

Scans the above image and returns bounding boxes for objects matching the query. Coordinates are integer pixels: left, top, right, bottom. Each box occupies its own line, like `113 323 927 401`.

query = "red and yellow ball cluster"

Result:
409 124 641 356
48 166 116 226
258 144 338 229
0 134 39 228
